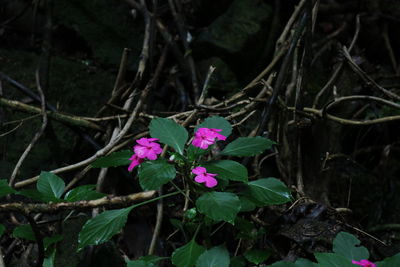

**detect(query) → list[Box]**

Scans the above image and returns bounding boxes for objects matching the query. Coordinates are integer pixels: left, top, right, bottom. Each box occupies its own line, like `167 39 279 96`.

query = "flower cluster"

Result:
128 138 162 171
192 128 226 149
128 128 227 188
192 167 217 188
352 259 376 267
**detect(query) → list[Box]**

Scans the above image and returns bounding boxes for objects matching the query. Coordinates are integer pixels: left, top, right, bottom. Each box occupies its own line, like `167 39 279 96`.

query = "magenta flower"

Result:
128 137 162 171
134 137 162 160
192 166 218 188
192 128 227 149
128 154 144 171
352 259 376 267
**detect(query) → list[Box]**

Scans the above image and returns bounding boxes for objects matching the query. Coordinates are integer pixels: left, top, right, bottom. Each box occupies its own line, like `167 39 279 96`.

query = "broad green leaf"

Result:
43 247 56 267
196 245 230 267
377 252 400 267
333 232 369 261
0 224 5 237
246 178 292 205
78 207 132 251
220 137 275 156
126 260 157 267
230 256 246 267
171 239 205 267
294 258 318 267
238 196 256 212
314 253 354 267
13 224 36 241
203 160 248 182
91 150 132 168
17 189 46 202
194 116 232 138
244 249 271 264
37 171 65 201
64 185 105 202
150 117 188 155
0 179 16 197
138 159 176 190
196 192 241 224
43 235 63 250
268 261 296 267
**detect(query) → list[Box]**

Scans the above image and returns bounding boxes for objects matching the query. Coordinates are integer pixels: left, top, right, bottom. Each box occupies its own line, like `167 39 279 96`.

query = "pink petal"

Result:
192 166 206 175
134 145 148 158
136 137 150 146
128 154 143 171
204 176 218 188
147 138 159 142
194 175 207 183
146 151 158 160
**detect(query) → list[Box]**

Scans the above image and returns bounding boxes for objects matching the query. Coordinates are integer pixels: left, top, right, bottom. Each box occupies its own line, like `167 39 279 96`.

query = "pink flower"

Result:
192 128 227 149
192 166 218 188
352 259 376 267
127 138 162 171
128 154 144 171
134 138 162 160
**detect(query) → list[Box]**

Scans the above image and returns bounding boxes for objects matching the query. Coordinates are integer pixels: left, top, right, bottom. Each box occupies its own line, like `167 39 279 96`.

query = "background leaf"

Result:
126 260 157 267
78 207 132 251
44 235 63 250
150 117 188 155
37 171 65 201
314 253 354 267
333 232 369 261
246 178 292 205
12 224 36 241
171 239 205 267
196 245 230 267
220 137 275 156
0 224 5 237
294 258 319 267
0 179 16 197
64 185 105 202
376 252 400 267
203 160 248 182
194 116 232 138
244 249 271 264
91 150 132 168
17 189 47 202
138 159 176 190
196 192 241 224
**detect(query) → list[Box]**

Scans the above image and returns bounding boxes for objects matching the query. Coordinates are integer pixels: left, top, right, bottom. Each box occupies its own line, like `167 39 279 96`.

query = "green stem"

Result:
129 191 180 210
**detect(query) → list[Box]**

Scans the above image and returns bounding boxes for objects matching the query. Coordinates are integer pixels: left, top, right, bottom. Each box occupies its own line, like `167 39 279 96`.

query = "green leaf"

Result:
238 196 256 212
194 116 232 138
91 150 132 168
0 224 5 237
171 239 206 267
269 261 297 267
246 178 292 205
138 159 176 190
230 256 246 267
294 258 319 267
196 245 230 267
43 247 56 267
196 192 241 224
203 160 248 182
377 252 400 267
64 185 105 202
244 249 271 264
43 235 63 250
314 253 354 267
333 232 369 261
78 207 132 251
37 171 65 201
0 179 16 197
138 255 167 264
17 189 46 202
126 260 157 267
220 137 275 157
12 224 36 241
150 117 188 155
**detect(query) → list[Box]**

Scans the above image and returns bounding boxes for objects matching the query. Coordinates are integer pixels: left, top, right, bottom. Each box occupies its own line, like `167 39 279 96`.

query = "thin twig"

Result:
9 70 48 187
